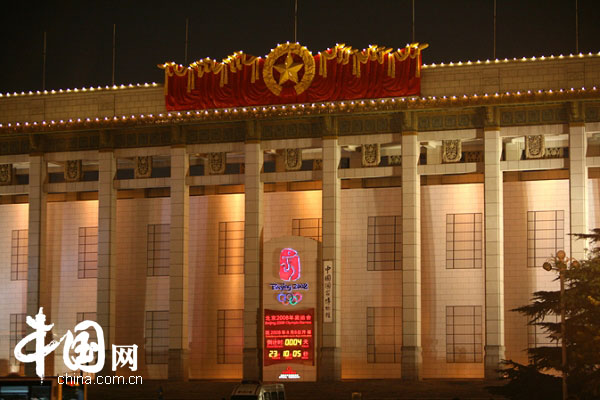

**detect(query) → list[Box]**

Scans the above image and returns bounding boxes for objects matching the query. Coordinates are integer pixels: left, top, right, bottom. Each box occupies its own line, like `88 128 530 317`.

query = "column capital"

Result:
320 115 338 139
401 111 418 132
245 120 261 142
482 106 500 129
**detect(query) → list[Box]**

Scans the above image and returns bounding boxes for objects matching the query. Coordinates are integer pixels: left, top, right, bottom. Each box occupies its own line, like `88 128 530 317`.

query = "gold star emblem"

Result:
273 52 304 85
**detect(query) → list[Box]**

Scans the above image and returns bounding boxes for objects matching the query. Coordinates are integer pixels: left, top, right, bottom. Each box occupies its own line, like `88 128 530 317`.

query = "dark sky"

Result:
1 0 599 94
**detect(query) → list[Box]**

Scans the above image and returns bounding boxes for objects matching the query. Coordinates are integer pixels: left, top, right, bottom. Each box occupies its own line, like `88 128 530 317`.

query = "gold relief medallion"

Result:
263 43 315 96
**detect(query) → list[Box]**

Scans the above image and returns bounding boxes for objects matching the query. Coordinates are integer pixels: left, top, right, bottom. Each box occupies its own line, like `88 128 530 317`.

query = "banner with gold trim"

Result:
159 43 426 111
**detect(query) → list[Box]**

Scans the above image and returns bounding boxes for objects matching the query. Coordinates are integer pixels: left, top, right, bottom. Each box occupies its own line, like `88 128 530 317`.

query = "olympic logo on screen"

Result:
277 292 303 306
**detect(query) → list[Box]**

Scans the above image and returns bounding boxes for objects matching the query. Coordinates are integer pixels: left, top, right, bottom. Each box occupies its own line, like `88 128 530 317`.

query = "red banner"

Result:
160 43 425 111
264 308 314 366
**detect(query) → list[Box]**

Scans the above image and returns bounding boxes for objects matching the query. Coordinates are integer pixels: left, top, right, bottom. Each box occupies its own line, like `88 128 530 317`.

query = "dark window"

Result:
218 221 244 274
147 224 170 276
367 216 402 271
527 210 564 267
217 309 243 364
366 307 402 363
446 305 483 363
292 218 322 241
78 227 98 278
145 311 168 364
446 213 482 269
11 229 28 281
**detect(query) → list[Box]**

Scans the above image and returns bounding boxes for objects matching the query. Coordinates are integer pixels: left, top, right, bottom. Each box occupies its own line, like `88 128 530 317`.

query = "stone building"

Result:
0 44 599 382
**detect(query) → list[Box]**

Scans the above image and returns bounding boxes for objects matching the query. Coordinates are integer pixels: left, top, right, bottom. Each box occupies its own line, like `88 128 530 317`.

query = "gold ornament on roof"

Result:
263 43 315 96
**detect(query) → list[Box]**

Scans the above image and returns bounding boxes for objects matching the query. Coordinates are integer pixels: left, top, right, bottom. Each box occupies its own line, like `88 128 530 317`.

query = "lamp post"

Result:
542 250 579 400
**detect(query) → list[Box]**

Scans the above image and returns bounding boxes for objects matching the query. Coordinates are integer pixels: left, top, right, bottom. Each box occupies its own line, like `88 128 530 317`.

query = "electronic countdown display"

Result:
264 308 314 366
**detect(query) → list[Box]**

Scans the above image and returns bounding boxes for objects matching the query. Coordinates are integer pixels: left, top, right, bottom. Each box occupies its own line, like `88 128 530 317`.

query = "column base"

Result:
243 348 262 382
318 347 341 382
484 345 506 379
401 346 423 381
168 348 189 381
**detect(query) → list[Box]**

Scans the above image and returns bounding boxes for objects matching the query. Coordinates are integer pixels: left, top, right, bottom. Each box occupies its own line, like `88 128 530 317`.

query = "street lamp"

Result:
542 250 580 400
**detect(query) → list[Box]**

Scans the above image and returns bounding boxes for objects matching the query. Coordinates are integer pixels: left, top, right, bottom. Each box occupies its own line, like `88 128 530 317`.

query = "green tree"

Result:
492 230 600 400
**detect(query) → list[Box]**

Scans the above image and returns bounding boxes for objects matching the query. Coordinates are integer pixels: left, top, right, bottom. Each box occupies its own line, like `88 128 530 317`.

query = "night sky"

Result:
1 0 599 94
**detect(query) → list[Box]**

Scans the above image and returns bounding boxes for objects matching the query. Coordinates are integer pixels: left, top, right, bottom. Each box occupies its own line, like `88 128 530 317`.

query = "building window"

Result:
145 311 168 364
528 314 560 348
217 309 243 364
527 210 564 268
78 227 98 279
367 216 402 271
75 312 99 363
9 314 26 365
292 218 322 241
446 213 482 269
446 305 483 363
147 224 170 276
366 307 402 363
11 229 28 281
218 221 244 275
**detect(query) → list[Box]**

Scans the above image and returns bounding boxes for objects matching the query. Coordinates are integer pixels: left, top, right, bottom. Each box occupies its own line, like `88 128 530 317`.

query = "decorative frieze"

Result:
544 147 564 159
442 140 462 163
207 152 226 175
389 155 402 166
134 156 153 178
0 164 13 185
313 159 323 170
463 151 483 163
64 160 82 182
361 144 380 167
284 148 302 171
525 135 545 159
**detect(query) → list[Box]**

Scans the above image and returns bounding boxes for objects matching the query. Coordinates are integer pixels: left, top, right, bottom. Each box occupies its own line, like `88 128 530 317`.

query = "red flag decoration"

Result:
159 43 426 111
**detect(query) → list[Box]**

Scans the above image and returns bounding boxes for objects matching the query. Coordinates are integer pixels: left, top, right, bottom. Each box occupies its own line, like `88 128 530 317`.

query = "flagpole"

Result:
493 0 497 59
112 24 116 86
575 0 579 53
184 17 189 65
42 31 47 91
294 0 298 42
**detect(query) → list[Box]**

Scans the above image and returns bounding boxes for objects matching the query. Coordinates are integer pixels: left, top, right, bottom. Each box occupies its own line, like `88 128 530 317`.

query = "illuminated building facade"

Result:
0 44 599 382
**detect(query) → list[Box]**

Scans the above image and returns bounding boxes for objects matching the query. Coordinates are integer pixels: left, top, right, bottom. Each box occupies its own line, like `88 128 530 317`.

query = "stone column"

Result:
401 130 422 380
97 150 117 376
319 137 342 381
25 155 48 376
243 141 263 381
569 122 588 260
169 146 190 380
483 127 505 378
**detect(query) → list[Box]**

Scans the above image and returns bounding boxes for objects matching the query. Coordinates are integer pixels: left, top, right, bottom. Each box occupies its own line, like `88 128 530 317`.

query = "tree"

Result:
492 230 600 400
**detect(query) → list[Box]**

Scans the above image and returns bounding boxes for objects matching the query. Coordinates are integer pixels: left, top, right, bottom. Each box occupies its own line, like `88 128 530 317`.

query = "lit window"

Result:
292 218 322 241
78 227 98 278
366 307 402 363
217 309 243 364
147 224 170 276
218 221 244 274
367 216 402 271
446 305 483 363
145 311 168 364
11 229 28 281
9 313 26 365
446 213 482 269
527 210 564 268
528 314 560 348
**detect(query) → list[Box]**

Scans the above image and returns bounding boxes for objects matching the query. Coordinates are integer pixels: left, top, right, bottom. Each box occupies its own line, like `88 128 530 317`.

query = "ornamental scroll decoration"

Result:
207 152 226 175
525 135 545 159
442 140 462 163
0 164 13 185
64 160 82 182
362 144 380 167
134 156 152 178
284 148 302 171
